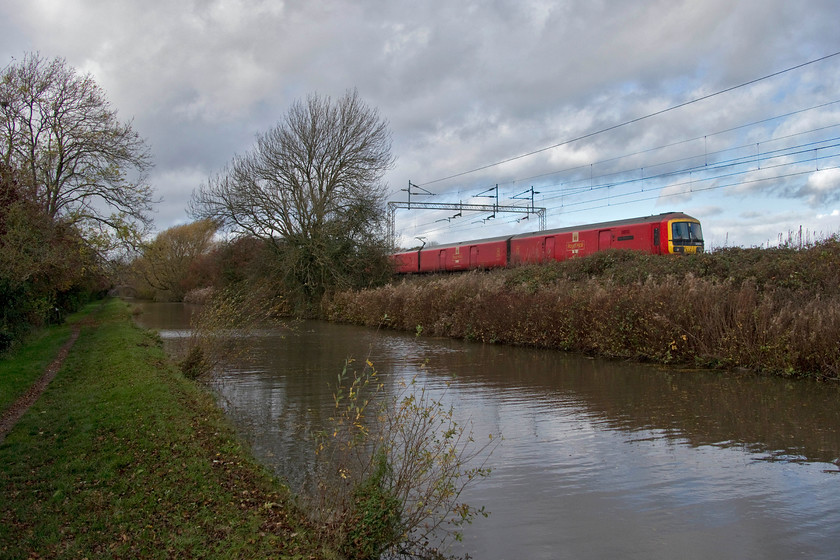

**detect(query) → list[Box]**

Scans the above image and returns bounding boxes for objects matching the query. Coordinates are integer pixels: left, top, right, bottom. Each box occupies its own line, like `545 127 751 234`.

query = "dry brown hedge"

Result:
325 239 840 380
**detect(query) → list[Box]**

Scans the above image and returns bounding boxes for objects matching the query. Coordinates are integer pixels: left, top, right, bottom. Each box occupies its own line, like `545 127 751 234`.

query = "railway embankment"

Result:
326 238 840 381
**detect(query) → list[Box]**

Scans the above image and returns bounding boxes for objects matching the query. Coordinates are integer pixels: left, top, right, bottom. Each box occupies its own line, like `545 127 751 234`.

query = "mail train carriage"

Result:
392 212 704 274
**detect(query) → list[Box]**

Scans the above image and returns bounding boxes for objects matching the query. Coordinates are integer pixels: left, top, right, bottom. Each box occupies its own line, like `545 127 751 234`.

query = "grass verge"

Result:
0 320 75 414
0 299 325 559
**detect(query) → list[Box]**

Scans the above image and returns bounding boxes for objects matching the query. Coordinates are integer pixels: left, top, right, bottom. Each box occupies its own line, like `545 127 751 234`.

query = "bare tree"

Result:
191 90 395 306
0 53 154 249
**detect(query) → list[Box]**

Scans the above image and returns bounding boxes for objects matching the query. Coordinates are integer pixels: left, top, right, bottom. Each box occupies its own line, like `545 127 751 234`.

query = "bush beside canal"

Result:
326 238 840 381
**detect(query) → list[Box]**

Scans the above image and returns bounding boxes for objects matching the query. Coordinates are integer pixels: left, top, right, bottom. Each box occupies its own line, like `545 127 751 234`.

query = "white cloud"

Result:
800 168 840 206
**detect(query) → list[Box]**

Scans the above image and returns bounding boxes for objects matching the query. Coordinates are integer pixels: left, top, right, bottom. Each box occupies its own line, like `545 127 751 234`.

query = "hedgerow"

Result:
325 238 840 380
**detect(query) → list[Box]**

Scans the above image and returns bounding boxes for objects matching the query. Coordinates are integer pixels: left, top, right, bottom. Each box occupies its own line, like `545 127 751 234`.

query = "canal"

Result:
133 301 840 559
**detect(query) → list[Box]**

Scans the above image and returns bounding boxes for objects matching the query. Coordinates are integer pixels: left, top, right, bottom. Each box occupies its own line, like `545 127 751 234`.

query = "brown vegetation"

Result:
326 239 840 381
130 219 218 301
306 359 494 559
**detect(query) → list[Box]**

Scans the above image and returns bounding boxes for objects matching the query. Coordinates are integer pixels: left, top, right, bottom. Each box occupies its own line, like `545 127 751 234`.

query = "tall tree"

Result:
133 219 218 301
191 89 394 307
0 53 154 249
0 160 101 349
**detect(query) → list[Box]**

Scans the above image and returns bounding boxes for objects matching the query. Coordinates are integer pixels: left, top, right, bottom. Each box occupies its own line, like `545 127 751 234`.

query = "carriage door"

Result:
598 230 612 251
438 250 447 271
544 236 555 261
470 246 479 268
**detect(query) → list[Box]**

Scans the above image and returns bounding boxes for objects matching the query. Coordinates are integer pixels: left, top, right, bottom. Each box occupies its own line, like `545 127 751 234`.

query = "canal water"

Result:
133 301 840 559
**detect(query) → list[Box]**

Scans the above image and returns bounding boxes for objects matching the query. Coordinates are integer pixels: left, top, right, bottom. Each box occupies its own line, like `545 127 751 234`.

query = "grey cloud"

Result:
2 0 839 247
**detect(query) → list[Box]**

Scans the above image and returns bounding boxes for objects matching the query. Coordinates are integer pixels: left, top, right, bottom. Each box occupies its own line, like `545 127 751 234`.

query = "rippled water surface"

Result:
134 302 840 559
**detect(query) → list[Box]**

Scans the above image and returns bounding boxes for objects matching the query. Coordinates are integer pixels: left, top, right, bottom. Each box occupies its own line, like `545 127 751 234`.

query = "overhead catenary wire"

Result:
538 131 840 199
489 99 840 193
404 130 840 240
552 145 840 209
392 52 840 245
411 163 840 241
409 149 840 240
415 51 840 189
560 164 840 217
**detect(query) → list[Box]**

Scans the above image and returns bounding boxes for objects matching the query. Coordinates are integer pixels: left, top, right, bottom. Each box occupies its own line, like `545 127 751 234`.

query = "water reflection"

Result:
425 342 840 464
132 302 840 560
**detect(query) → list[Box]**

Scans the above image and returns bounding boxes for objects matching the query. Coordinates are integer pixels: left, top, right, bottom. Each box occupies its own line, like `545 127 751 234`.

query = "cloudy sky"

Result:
2 0 839 248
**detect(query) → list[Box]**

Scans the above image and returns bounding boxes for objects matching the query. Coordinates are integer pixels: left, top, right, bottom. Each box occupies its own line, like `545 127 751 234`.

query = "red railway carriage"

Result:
510 212 703 264
391 212 703 274
415 235 510 273
392 250 420 273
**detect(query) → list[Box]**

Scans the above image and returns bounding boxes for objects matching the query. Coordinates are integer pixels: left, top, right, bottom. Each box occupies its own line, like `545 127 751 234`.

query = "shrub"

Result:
177 281 287 378
307 359 496 558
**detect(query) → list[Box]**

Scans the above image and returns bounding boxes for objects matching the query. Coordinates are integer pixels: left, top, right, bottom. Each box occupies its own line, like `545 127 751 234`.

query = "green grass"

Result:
0 319 75 413
0 299 326 559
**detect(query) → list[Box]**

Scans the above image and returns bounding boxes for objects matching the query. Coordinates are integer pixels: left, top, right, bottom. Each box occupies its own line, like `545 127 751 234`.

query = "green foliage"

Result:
308 359 496 559
0 53 147 347
344 452 402 560
0 162 104 352
236 199 396 316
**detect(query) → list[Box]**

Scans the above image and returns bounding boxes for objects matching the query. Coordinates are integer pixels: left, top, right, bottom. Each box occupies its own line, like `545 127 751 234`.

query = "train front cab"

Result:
664 217 704 254
509 212 705 262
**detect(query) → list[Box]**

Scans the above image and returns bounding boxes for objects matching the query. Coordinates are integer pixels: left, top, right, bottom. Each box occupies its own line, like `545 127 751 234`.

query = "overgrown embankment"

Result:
0 299 326 559
326 239 840 380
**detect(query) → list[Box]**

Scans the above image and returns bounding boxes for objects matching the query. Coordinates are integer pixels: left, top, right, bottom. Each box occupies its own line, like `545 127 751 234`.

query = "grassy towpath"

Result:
0 299 324 559
0 322 81 442
0 315 80 416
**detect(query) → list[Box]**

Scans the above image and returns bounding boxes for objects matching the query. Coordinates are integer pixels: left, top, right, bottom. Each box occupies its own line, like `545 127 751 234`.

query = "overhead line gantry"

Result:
387 181 547 246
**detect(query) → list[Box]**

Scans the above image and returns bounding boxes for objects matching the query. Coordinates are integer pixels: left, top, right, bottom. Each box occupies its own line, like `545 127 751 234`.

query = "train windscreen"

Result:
671 221 703 243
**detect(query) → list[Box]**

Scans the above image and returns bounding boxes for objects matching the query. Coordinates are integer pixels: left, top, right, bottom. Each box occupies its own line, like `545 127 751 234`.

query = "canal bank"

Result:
8 297 837 559
0 299 324 559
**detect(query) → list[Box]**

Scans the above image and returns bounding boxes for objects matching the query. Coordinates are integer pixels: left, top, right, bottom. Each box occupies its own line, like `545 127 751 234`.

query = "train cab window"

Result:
671 221 703 243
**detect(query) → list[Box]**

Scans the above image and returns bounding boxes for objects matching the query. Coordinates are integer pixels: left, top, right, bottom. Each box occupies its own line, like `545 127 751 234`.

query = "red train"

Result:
392 212 704 274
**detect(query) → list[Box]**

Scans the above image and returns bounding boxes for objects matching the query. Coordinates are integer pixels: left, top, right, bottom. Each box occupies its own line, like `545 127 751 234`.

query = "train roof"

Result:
414 234 514 251
511 211 699 239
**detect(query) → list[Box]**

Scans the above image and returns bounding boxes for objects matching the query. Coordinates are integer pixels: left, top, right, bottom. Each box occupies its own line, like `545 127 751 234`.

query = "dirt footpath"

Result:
0 324 81 443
